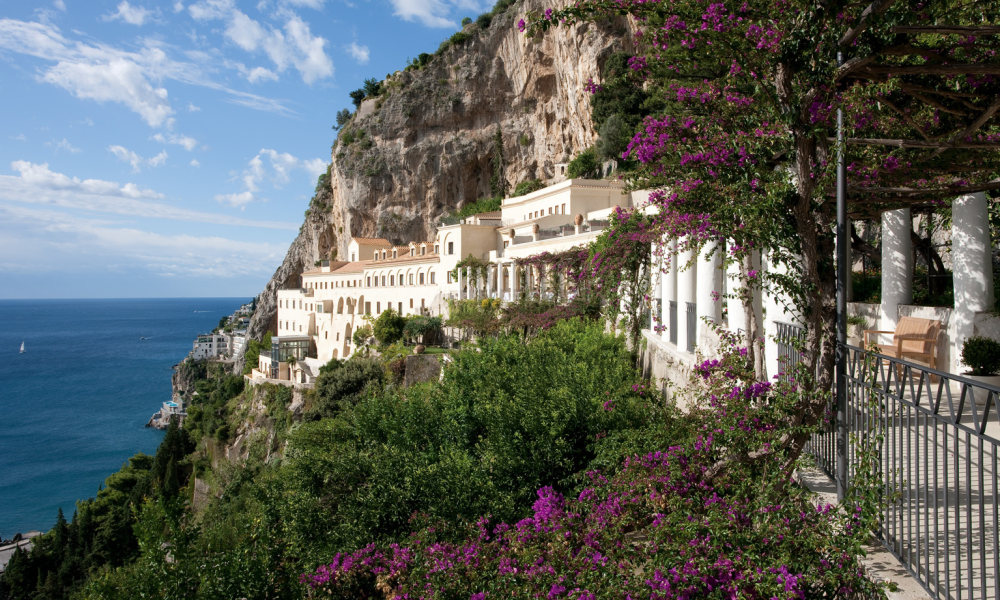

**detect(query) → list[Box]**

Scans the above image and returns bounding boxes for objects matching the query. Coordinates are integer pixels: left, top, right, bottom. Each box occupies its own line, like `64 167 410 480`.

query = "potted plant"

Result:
960 336 1000 406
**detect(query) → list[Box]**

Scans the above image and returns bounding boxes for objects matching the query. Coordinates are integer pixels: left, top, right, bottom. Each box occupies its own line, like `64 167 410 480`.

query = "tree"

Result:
528 1 1000 474
488 126 508 198
332 108 352 130
348 88 366 108
362 77 382 98
566 147 599 178
372 309 406 346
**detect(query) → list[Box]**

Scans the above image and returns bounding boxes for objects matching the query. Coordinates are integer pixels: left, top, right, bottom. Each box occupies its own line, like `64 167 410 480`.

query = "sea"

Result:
0 298 248 539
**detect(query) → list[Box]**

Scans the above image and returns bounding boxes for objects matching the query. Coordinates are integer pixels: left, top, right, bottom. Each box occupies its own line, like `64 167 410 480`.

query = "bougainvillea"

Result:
522 0 1000 470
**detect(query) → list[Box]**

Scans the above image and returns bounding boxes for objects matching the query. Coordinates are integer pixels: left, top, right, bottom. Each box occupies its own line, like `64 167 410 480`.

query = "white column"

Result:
677 241 698 352
725 245 746 335
695 240 723 336
952 192 995 371
663 240 678 340
880 208 913 331
763 251 801 379
457 267 464 300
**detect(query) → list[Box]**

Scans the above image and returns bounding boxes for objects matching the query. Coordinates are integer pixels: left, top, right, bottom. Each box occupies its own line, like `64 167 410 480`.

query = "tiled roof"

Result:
352 237 392 247
331 260 372 274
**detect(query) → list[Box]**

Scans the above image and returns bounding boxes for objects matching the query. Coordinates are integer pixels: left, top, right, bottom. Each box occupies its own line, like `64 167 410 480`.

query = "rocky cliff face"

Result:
242 0 629 357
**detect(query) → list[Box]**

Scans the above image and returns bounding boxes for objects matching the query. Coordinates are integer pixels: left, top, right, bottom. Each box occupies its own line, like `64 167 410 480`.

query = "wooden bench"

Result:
863 316 942 371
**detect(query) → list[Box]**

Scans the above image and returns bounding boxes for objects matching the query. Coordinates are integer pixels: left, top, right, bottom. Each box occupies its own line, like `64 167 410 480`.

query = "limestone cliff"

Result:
242 0 629 355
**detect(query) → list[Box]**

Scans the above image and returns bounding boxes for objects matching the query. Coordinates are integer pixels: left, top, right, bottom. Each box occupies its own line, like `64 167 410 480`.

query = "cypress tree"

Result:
489 126 507 198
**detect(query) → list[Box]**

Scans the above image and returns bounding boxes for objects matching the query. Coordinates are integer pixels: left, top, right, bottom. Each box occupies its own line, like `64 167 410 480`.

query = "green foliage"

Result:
242 332 271 375
475 12 492 29
513 179 544 196
961 336 1000 375
589 52 656 132
488 126 508 198
348 88 365 108
332 108 352 130
439 196 501 225
183 366 245 443
595 112 633 162
314 166 331 194
446 298 502 337
566 146 600 179
403 315 443 344
339 128 357 146
517 132 532 146
373 308 406 346
284 320 664 555
449 31 470 46
0 422 196 600
310 356 385 419
352 323 373 347
461 16 472 25
362 77 382 98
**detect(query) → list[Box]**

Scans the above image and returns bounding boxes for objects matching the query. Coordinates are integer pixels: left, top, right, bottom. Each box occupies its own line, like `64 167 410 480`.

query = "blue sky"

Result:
0 0 493 299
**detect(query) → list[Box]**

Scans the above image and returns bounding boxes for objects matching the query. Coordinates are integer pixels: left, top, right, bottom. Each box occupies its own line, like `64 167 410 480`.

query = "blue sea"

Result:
0 298 247 539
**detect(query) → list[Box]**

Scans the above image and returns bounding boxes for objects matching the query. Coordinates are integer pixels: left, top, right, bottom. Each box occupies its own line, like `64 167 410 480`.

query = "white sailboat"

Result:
19 341 25 353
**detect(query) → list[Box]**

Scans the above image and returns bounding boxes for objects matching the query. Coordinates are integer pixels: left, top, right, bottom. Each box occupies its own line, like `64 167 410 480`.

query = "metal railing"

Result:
775 322 1000 600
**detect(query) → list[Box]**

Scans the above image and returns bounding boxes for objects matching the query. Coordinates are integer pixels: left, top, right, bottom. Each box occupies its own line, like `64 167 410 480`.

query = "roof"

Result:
351 237 392 247
367 252 440 267
473 211 501 219
331 260 372 274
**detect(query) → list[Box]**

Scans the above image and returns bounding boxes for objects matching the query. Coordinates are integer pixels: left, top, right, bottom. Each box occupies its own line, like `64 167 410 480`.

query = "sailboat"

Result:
19 341 25 353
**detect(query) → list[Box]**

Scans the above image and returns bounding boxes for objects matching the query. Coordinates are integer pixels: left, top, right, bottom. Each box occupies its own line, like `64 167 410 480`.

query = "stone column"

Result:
880 208 913 331
763 251 802 378
695 240 723 333
725 244 745 334
663 239 678 341
677 241 698 352
457 267 464 300
952 192 995 371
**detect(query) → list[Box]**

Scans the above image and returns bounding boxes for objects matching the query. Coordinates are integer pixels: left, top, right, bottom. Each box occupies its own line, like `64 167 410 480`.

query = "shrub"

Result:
348 88 365 108
352 324 373 348
461 16 472 25
961 336 1000 375
567 147 600 178
475 12 492 29
332 108 352 130
373 309 406 346
362 77 381 98
449 31 470 45
403 315 443 345
513 179 544 196
311 356 384 418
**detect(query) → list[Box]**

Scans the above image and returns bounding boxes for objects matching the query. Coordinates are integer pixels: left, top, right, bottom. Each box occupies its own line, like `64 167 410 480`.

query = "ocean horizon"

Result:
0 297 248 539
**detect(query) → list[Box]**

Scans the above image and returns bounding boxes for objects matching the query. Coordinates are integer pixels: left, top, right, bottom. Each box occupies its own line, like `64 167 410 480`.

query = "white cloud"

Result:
51 137 81 153
187 2 333 83
217 148 325 209
2 160 298 230
246 65 278 83
0 18 296 125
173 1 185 13
152 132 198 151
346 41 369 64
11 133 27 141
53 0 66 11
40 51 175 128
390 0 456 28
186 102 200 112
105 2 154 26
190 159 200 167
109 145 167 171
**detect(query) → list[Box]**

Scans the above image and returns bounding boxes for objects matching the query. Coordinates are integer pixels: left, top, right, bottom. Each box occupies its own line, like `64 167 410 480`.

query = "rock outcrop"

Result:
241 0 630 362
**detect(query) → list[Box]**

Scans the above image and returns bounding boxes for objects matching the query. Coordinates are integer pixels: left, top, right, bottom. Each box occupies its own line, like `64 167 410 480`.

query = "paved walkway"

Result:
807 374 1000 600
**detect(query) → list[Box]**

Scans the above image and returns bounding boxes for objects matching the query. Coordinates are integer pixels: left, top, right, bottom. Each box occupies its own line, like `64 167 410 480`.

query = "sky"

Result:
0 0 495 299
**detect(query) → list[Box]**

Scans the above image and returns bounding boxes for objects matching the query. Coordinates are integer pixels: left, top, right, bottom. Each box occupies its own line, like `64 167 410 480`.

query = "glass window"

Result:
448 241 454 255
